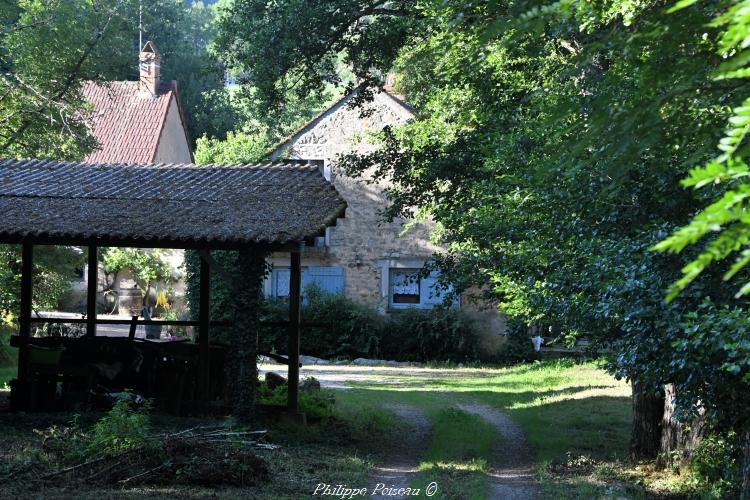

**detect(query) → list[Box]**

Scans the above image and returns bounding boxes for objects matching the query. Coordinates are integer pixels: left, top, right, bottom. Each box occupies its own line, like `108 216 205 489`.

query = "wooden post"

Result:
17 242 33 381
198 254 211 403
86 245 98 337
287 250 302 412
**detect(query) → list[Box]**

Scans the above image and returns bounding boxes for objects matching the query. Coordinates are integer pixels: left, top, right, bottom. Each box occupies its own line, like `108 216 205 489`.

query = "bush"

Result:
260 285 385 359
257 378 336 418
260 285 489 363
687 432 742 498
496 318 536 364
87 396 152 457
380 307 482 362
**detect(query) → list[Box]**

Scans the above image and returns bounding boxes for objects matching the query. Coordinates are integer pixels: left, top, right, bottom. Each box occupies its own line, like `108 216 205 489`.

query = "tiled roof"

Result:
0 159 347 248
81 81 182 164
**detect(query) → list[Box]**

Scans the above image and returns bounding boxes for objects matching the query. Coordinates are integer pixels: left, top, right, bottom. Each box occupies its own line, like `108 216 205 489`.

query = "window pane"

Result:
391 270 420 304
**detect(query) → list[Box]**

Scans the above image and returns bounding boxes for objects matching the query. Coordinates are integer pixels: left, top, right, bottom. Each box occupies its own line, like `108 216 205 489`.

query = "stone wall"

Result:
269 90 505 336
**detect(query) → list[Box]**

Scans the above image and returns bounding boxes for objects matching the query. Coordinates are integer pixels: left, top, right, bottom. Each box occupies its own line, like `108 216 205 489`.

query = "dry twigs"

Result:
28 426 276 487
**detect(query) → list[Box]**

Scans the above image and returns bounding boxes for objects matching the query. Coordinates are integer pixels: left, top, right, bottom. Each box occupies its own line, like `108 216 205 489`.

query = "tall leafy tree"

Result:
216 0 750 492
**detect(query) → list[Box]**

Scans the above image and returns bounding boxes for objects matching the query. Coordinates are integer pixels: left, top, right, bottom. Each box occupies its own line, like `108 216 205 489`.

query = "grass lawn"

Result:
334 359 639 498
0 359 650 499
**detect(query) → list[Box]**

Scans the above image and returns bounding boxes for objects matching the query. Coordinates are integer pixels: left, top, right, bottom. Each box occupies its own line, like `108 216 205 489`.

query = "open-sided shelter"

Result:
0 159 346 414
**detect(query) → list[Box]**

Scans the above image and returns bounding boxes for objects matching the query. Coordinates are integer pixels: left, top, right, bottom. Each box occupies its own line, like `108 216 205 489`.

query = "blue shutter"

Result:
304 266 345 294
272 266 345 298
420 271 456 308
273 268 291 297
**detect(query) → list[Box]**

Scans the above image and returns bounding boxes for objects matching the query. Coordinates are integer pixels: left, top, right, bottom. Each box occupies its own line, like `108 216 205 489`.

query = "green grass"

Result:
333 359 634 498
416 408 494 499
0 358 637 498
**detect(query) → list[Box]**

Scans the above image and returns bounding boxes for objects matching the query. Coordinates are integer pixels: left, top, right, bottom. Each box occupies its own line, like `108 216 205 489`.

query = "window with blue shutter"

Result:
304 266 345 294
270 266 344 297
389 269 457 309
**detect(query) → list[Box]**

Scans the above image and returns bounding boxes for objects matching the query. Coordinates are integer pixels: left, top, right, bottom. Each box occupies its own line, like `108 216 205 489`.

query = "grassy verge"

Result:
416 408 493 499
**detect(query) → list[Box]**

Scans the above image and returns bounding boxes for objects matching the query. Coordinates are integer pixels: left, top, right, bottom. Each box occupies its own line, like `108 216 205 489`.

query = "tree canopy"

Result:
214 0 750 491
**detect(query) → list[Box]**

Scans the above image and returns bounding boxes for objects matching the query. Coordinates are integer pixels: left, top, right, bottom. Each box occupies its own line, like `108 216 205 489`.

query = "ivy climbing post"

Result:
227 246 266 421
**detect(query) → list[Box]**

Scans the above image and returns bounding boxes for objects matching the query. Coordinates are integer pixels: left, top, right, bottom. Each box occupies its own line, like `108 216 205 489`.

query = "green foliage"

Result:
218 4 750 487
138 0 239 142
102 248 174 308
496 319 537 364
87 398 152 457
261 284 486 362
0 245 85 323
688 432 742 498
260 285 385 359
655 0 750 300
184 248 267 420
0 0 140 159
381 307 483 362
674 301 750 429
257 379 336 418
195 130 269 164
214 0 414 113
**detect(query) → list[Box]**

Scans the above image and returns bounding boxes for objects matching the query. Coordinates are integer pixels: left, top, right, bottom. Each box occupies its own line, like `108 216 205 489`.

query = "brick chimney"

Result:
138 41 160 96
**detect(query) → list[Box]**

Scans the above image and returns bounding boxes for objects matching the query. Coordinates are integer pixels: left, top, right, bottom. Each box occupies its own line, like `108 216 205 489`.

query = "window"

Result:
269 266 344 297
388 269 457 309
391 270 420 305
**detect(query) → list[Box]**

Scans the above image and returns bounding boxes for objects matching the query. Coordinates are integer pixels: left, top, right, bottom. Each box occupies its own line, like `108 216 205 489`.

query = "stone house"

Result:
64 41 192 315
267 86 505 337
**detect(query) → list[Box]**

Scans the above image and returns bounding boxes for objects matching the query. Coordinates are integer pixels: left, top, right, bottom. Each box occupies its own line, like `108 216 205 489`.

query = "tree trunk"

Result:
630 380 664 461
657 384 707 469
742 430 750 500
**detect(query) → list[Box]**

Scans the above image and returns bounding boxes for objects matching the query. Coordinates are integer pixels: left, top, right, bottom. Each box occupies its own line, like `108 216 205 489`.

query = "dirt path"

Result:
456 403 539 499
367 403 431 498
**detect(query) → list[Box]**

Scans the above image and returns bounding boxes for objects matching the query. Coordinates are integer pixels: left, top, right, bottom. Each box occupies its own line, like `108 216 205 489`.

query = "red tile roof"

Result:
81 81 182 164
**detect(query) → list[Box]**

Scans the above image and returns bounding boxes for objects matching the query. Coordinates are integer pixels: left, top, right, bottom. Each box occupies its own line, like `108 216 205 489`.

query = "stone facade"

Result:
268 89 505 335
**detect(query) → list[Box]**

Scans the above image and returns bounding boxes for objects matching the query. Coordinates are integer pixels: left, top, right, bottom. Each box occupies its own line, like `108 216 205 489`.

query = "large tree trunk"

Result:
742 430 750 500
630 380 665 461
657 384 706 469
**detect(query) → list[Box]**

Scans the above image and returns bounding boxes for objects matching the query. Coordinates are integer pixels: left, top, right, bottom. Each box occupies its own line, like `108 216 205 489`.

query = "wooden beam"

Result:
198 253 211 403
17 242 33 382
86 245 98 337
287 250 302 412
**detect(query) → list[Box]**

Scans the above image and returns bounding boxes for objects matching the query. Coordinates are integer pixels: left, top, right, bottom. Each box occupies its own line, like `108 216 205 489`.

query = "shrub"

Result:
380 307 482 362
87 397 152 457
496 318 536 364
260 285 490 363
257 378 336 418
687 432 742 498
259 285 385 359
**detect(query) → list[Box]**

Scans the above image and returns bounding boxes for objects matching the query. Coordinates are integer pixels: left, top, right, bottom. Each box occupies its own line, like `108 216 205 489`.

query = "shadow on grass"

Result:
337 387 631 465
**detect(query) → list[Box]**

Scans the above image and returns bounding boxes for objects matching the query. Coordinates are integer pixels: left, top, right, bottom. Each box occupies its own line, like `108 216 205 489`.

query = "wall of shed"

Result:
153 96 192 164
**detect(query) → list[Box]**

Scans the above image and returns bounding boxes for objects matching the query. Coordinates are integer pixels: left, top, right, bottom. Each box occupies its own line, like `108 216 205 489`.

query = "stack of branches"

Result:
35 425 277 486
